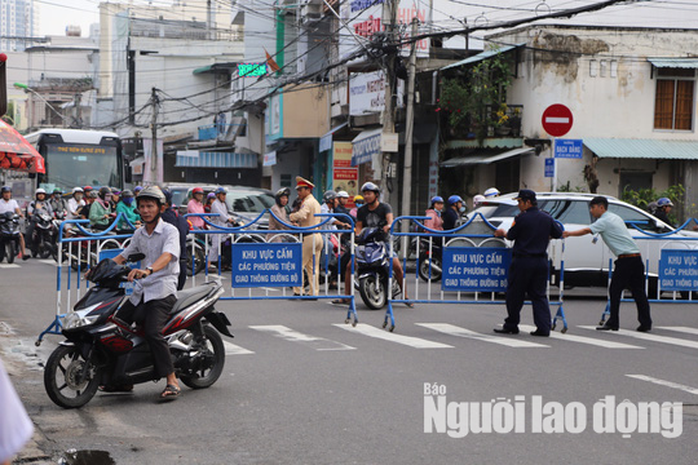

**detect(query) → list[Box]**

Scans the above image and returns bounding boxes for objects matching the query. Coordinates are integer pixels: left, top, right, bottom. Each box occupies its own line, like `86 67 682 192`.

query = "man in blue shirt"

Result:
563 196 652 332
493 189 563 337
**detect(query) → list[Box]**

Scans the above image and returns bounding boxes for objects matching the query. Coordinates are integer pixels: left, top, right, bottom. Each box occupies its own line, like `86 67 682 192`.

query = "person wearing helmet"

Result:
654 197 675 228
88 187 114 230
424 195 444 230
111 185 182 399
0 186 28 260
473 194 486 209
443 195 465 231
335 190 351 217
67 187 85 220
186 187 206 229
269 187 291 242
25 188 54 256
484 187 500 198
204 192 216 213
49 188 68 217
349 195 363 219
208 187 235 270
289 176 323 296
115 189 140 232
335 181 412 306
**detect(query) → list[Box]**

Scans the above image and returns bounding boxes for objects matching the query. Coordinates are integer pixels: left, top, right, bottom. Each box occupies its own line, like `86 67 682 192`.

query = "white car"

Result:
469 192 698 295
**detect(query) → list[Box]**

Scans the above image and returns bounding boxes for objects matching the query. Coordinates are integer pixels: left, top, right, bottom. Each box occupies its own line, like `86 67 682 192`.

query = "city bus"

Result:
23 129 128 193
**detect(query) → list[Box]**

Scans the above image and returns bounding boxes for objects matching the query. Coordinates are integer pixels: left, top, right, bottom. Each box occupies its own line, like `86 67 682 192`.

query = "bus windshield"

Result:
42 143 121 191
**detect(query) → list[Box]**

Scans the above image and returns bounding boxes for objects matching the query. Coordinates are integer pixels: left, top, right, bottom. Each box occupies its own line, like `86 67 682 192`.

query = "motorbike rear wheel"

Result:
359 275 387 310
44 344 100 409
185 241 205 276
418 256 442 282
180 325 225 389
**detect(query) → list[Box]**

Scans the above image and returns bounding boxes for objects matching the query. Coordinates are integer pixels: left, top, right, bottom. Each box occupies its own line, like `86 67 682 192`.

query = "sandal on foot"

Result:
404 301 414 308
160 384 181 401
331 299 350 305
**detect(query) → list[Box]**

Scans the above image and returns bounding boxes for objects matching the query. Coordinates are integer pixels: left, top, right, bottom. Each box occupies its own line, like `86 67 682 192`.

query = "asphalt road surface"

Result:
1 258 697 464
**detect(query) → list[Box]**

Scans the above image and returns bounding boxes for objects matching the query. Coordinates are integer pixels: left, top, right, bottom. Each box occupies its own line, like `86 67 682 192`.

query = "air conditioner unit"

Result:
301 0 322 22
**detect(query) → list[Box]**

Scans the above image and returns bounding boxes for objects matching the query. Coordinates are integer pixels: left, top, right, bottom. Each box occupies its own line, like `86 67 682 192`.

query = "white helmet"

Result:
484 187 500 198
473 194 486 207
72 187 84 194
35 188 47 195
337 190 349 199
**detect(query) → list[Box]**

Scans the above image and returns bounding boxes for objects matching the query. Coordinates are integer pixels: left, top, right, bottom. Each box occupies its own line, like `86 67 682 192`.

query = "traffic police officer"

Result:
493 189 563 337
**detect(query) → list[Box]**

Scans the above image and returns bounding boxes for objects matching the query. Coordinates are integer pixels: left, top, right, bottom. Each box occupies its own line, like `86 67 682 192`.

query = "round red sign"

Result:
541 104 573 137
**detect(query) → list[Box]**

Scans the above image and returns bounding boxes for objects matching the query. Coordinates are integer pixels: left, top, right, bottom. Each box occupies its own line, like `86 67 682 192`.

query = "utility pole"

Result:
73 92 82 129
150 87 159 184
380 0 398 208
400 18 419 228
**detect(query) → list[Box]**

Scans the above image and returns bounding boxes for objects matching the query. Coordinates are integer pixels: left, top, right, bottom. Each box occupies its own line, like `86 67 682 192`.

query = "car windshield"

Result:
225 191 275 213
473 204 519 218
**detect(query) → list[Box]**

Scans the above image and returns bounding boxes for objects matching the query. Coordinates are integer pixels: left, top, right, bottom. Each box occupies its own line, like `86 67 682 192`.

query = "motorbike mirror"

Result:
127 253 145 262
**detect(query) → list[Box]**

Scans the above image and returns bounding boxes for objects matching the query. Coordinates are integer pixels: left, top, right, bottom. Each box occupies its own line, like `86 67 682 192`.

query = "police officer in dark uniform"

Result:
493 189 563 337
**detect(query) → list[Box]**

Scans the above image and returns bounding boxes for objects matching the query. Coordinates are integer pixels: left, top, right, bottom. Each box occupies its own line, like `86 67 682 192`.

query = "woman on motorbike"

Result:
424 196 444 231
89 187 114 231
115 189 140 232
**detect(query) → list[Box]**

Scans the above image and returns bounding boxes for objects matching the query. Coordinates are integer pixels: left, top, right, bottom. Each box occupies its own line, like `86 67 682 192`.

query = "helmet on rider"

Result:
133 186 143 193
207 192 216 200
484 187 500 198
323 190 337 204
473 194 486 208
53 188 62 195
275 187 291 207
35 188 47 198
1 186 11 194
121 189 134 198
430 195 444 206
98 186 111 200
337 191 349 199
448 195 464 206
214 187 227 196
353 195 364 205
361 182 380 196
135 185 166 206
192 187 204 195
657 197 674 208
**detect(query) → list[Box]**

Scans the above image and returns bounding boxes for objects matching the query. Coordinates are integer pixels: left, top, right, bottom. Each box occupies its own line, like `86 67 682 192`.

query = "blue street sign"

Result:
442 247 512 292
659 249 698 291
555 139 583 159
544 158 555 178
231 242 303 288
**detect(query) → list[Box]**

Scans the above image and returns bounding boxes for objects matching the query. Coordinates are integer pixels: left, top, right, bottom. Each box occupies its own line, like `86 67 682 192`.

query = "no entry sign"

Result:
541 104 573 137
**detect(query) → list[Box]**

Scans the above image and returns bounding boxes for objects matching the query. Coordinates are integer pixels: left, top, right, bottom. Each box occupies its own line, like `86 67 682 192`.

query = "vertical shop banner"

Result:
332 141 358 208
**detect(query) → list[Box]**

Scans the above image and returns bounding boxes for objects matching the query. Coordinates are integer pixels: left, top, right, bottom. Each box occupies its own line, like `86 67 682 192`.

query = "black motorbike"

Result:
0 211 21 263
30 210 56 259
355 227 400 310
44 255 233 408
418 237 443 282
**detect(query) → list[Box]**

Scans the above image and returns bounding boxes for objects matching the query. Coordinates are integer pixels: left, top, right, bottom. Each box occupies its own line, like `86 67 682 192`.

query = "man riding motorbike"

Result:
25 188 54 257
110 186 183 400
0 186 28 260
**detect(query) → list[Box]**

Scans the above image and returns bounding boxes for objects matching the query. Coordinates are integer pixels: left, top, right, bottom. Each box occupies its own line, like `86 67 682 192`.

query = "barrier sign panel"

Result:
659 249 698 291
231 242 303 288
442 247 511 292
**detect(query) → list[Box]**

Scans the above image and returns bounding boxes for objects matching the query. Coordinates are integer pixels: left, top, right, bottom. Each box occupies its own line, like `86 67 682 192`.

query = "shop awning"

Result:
0 120 45 173
175 150 258 168
319 122 349 152
193 62 238 75
647 58 698 69
440 146 534 167
440 44 523 71
584 138 698 160
351 128 382 166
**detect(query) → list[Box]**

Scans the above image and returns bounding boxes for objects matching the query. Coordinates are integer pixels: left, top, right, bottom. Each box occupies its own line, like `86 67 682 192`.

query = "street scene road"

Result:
1 258 697 464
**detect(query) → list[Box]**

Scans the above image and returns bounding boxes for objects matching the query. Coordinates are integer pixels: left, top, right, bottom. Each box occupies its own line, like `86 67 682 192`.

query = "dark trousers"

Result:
607 256 652 329
177 258 187 290
504 257 551 332
118 294 177 378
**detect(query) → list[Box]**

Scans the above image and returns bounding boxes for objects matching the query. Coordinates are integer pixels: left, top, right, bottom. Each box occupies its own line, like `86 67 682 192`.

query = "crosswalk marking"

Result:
518 325 643 349
223 341 255 355
579 326 698 350
333 323 453 349
250 325 356 351
657 326 698 336
0 263 20 269
417 323 549 348
39 259 58 266
626 374 698 396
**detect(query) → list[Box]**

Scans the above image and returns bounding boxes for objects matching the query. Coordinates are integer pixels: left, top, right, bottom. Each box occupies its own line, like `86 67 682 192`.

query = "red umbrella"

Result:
0 120 45 173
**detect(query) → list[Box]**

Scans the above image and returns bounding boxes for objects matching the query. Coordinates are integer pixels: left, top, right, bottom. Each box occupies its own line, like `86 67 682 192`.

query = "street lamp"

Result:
13 82 69 128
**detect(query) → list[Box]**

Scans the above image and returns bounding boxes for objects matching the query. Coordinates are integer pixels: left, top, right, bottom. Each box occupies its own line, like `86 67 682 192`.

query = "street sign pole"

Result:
552 138 557 192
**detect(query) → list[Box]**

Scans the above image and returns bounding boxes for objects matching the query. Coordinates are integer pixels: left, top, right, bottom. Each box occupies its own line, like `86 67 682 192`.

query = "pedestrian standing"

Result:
563 196 652 332
208 187 235 270
289 176 323 296
494 189 563 337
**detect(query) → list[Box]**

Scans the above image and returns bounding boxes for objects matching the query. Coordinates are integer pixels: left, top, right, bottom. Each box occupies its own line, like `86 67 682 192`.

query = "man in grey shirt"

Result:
563 196 651 332
113 186 182 400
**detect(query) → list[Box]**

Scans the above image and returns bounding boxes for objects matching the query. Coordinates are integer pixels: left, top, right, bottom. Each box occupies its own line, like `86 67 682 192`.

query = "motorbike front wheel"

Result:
6 240 16 264
180 325 225 389
359 274 387 310
44 344 100 409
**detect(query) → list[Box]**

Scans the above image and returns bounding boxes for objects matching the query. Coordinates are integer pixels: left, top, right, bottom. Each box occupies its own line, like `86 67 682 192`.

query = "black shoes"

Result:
596 324 619 331
636 325 652 332
529 330 550 337
493 326 519 335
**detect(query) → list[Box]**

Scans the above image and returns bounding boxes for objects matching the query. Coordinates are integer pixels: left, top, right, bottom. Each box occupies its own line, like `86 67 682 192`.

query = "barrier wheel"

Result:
35 339 42 347
561 327 568 334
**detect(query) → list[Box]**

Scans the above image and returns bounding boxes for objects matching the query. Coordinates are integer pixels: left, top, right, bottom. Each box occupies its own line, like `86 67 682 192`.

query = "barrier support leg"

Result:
383 301 395 332
599 301 610 326
551 304 568 334
344 296 358 327
36 314 64 346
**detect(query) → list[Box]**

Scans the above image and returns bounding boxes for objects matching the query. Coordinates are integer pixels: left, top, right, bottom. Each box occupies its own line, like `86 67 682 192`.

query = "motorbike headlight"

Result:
62 312 100 330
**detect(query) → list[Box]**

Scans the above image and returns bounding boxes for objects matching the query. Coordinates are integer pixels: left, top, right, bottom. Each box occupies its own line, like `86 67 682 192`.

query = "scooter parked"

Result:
0 212 21 263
